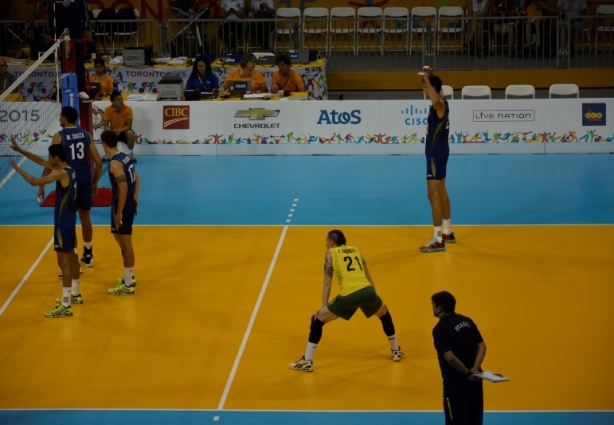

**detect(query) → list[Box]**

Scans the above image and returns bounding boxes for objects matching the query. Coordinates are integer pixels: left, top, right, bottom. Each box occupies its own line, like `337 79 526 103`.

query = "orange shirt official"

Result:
90 74 114 95
103 103 133 131
272 69 305 93
225 68 268 92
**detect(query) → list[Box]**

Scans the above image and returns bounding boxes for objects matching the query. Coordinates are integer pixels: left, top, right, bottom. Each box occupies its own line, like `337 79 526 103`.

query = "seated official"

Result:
186 56 220 93
222 53 268 93
90 58 114 96
271 53 306 95
103 91 136 161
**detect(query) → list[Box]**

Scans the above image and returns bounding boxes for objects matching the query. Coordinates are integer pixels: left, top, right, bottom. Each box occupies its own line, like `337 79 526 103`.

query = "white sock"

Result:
124 267 134 287
388 335 399 351
84 242 92 250
62 287 71 307
443 219 452 235
73 247 78 255
305 343 317 361
71 279 80 296
434 226 442 243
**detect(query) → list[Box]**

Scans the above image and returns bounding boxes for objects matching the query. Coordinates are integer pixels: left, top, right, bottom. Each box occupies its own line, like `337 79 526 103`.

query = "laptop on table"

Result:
228 81 252 98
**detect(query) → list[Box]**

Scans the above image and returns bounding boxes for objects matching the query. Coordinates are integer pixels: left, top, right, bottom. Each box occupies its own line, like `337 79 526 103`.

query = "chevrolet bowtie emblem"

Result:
235 108 280 120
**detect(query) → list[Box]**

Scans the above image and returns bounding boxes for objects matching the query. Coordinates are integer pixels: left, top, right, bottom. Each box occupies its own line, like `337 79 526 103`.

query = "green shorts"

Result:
327 286 383 321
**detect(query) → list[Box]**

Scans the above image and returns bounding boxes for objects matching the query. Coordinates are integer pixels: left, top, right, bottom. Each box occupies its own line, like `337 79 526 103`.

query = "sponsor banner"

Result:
163 105 190 130
2 102 61 143
91 99 614 154
582 103 606 127
381 100 430 144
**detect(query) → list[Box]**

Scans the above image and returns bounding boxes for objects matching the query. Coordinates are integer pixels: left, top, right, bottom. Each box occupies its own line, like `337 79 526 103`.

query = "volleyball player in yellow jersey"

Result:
290 230 403 372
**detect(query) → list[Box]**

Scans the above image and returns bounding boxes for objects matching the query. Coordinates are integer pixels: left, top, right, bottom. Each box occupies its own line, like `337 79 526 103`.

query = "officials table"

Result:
6 58 327 101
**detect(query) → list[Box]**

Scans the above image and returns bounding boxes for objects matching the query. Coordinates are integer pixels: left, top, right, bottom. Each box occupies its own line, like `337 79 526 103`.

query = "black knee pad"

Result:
308 317 324 344
379 311 396 336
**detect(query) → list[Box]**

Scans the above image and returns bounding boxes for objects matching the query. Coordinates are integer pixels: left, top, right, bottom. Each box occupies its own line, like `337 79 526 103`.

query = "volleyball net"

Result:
0 36 65 188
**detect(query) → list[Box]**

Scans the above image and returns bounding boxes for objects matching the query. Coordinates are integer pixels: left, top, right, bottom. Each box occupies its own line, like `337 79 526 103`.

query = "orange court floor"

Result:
0 225 613 413
0 155 613 424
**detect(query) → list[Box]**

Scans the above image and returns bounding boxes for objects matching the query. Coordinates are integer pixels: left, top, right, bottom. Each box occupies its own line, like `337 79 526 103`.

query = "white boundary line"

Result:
216 224 289 410
0 237 54 317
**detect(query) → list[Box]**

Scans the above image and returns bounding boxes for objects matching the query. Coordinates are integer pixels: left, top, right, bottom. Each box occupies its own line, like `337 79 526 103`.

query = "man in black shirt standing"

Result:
431 291 487 425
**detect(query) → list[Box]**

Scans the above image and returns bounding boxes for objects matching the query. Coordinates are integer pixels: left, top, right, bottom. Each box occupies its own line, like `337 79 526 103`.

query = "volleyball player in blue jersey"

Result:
100 130 140 295
419 66 455 253
11 142 80 318
41 107 102 269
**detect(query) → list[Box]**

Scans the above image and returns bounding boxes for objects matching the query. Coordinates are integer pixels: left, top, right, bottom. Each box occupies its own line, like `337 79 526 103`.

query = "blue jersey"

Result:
109 152 136 200
54 166 77 229
425 100 450 158
60 127 91 184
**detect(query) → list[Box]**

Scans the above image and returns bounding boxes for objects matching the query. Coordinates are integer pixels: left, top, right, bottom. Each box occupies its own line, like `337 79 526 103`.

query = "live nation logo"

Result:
473 110 535 122
582 103 606 126
163 105 190 129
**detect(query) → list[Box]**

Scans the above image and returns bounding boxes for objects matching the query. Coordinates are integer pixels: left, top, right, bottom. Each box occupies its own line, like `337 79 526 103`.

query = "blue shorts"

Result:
76 180 92 211
54 225 76 252
426 156 448 180
111 197 135 235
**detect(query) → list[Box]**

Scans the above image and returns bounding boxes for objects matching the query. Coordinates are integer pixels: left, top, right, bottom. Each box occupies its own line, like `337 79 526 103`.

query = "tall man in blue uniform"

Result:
40 106 102 272
10 142 80 318
431 291 487 425
100 130 140 295
419 66 455 253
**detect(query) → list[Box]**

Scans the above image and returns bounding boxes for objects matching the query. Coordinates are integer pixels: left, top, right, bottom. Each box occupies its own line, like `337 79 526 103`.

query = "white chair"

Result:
423 84 454 99
357 7 384 54
595 5 614 52
273 8 301 51
329 7 357 54
505 85 535 99
437 6 464 53
410 6 437 55
302 7 329 54
549 84 579 98
461 85 492 99
382 7 410 54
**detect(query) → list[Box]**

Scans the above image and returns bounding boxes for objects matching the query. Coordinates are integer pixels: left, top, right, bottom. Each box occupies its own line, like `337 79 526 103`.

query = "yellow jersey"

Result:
330 245 372 296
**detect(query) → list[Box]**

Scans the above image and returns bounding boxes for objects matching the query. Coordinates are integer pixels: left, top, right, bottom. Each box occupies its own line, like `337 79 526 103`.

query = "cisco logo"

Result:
317 110 361 125
401 105 428 126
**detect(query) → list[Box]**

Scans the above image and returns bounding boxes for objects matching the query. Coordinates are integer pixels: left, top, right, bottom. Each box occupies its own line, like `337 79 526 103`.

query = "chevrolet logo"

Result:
235 108 280 120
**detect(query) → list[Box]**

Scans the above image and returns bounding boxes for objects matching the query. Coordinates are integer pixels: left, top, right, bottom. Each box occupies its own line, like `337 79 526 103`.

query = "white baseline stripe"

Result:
217 225 289 410
0 237 54 317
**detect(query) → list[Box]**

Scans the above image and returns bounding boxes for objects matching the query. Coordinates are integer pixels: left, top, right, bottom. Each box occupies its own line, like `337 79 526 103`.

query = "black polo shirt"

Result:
433 312 484 387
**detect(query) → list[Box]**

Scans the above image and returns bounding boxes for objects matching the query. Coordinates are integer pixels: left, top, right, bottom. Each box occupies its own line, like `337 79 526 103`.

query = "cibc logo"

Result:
163 105 190 129
317 110 361 125
582 103 606 126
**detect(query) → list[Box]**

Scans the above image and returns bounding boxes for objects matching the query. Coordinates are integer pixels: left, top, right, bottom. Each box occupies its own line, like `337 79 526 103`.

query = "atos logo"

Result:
401 105 428 126
163 105 190 129
582 103 606 126
317 110 361 125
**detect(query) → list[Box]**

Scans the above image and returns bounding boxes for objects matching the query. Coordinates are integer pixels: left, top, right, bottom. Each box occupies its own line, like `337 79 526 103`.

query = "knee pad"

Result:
379 311 396 336
308 317 324 344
